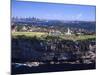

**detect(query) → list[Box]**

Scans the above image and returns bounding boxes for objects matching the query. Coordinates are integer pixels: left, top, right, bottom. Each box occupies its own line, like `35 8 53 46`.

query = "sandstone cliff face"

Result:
12 37 96 64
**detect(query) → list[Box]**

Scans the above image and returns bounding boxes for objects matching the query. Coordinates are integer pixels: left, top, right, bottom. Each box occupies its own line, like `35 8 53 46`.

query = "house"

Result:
21 26 27 31
49 29 61 36
11 25 17 32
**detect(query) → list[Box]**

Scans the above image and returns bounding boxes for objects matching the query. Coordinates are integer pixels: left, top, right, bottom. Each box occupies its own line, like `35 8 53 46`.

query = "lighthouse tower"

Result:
65 28 71 35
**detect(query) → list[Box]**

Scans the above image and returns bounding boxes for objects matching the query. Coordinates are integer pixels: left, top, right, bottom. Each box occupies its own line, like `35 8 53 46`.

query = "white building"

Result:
22 26 27 31
49 30 61 36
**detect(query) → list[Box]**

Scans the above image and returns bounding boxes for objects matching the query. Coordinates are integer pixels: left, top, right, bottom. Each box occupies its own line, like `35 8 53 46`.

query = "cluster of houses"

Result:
12 25 84 36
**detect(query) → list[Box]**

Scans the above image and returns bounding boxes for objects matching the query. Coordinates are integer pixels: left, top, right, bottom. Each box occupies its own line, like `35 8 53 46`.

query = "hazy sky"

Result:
12 0 96 21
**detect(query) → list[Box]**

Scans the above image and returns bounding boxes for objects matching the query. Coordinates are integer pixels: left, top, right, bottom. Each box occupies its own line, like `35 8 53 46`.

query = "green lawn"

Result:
12 32 96 40
61 35 96 40
12 32 48 37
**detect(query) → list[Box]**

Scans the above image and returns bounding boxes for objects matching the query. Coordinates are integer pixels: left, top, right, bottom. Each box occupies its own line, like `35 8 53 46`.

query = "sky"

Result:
12 0 96 21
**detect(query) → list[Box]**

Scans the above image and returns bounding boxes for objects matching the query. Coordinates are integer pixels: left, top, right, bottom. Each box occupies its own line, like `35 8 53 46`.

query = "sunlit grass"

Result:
12 32 96 40
61 35 96 40
12 32 48 37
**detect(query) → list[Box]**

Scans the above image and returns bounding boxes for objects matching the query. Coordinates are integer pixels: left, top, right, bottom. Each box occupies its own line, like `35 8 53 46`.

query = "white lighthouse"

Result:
65 28 72 35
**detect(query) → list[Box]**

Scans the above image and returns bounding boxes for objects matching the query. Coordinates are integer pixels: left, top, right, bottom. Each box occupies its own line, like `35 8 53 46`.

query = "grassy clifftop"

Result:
12 32 96 41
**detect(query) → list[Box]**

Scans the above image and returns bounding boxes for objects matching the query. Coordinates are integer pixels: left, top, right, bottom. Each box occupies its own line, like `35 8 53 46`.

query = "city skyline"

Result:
12 0 96 21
